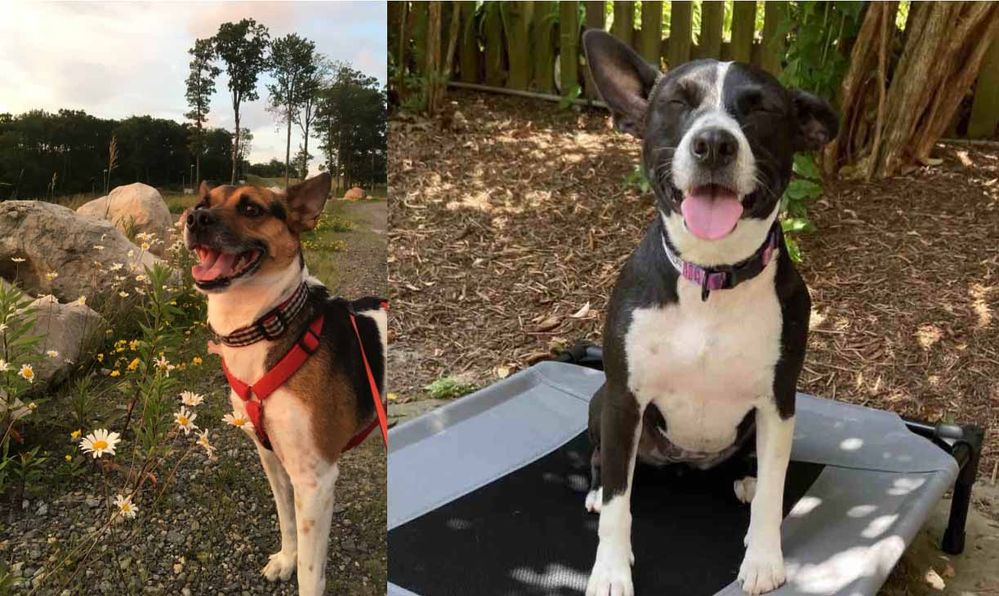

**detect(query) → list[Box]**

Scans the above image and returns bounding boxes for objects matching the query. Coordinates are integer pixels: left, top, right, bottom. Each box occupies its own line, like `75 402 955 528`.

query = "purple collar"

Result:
661 223 781 301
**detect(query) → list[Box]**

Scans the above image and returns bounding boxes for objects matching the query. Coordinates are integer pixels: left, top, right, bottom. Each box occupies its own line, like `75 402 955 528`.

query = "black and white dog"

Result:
581 31 838 595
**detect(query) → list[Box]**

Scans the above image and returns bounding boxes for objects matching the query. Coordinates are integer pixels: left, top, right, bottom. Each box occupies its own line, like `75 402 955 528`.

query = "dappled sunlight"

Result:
860 514 899 539
968 283 992 329
789 495 823 518
509 563 588 592
787 536 906 594
839 437 864 451
915 323 942 350
887 477 926 496
847 504 878 518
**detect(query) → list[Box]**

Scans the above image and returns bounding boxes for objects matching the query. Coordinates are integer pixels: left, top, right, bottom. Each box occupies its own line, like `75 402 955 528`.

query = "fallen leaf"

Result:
570 302 591 319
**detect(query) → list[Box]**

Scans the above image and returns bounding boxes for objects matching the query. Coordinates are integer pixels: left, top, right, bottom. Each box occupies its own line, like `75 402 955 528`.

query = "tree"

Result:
314 66 387 191
294 56 332 180
213 18 270 184
267 33 317 188
828 2 999 178
185 38 220 186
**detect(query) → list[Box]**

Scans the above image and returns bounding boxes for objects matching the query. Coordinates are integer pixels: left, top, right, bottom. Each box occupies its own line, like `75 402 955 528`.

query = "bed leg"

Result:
941 425 984 555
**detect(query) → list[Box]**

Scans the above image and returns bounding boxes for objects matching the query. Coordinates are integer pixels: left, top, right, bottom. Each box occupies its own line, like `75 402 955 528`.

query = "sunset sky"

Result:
0 1 386 165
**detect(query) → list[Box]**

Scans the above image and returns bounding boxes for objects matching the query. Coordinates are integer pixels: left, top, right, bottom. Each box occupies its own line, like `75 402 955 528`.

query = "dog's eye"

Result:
240 203 262 217
668 98 689 109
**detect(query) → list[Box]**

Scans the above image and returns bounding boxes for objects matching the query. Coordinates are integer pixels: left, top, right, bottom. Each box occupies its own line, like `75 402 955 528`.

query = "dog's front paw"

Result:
261 550 297 582
737 545 785 595
586 546 633 596
585 487 603 513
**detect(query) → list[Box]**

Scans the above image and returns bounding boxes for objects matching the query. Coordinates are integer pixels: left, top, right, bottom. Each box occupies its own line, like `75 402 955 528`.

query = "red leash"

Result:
220 308 388 452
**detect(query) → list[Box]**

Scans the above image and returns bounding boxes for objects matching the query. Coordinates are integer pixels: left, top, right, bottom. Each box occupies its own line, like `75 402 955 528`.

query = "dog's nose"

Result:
690 128 737 167
186 209 217 230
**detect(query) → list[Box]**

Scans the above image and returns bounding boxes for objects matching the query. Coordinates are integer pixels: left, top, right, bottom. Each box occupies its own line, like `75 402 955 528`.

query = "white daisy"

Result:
93 244 105 251
179 391 204 407
109 263 124 272
10 257 26 263
118 291 129 298
46 350 59 358
19 364 34 383
80 429 121 458
113 494 137 519
196 430 215 457
0 359 9 372
174 406 197 434
76 295 87 306
223 412 252 430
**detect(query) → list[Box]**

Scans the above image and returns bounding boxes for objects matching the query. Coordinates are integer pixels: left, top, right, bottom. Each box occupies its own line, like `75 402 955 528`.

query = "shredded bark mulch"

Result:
387 90 998 474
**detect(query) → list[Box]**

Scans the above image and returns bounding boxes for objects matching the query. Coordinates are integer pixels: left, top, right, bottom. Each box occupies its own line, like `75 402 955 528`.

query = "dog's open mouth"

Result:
681 183 744 241
191 245 263 288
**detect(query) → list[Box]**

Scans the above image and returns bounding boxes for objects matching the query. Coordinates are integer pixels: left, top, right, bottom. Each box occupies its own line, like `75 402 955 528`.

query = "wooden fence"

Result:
389 1 999 139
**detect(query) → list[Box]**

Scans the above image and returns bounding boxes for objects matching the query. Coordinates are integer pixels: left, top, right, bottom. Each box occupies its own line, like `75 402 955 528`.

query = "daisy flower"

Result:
113 494 137 519
180 391 204 407
155 355 174 375
223 412 252 430
45 271 58 280
10 257 26 263
19 364 34 383
135 274 147 283
76 295 87 306
174 406 197 434
118 291 129 298
0 359 9 372
196 430 215 457
109 262 123 272
80 429 121 458
46 350 59 358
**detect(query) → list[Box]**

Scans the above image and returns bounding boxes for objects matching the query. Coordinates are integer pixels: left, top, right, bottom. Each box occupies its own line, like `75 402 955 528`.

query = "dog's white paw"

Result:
585 550 633 596
734 476 757 504
261 550 297 582
585 488 603 513
737 545 785 595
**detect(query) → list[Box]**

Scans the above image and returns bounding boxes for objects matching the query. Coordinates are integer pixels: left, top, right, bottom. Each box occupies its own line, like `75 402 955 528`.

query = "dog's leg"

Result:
586 392 643 596
290 461 340 596
585 446 603 513
257 445 298 582
738 401 794 595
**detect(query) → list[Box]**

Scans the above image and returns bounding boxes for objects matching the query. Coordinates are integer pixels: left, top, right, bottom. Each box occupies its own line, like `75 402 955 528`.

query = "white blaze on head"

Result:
671 62 756 197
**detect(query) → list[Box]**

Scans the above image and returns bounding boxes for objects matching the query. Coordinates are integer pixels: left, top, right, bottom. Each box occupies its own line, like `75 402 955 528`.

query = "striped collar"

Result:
661 222 781 302
210 282 311 347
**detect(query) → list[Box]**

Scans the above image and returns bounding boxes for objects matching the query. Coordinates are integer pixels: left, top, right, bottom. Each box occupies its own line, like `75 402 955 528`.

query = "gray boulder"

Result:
76 183 173 254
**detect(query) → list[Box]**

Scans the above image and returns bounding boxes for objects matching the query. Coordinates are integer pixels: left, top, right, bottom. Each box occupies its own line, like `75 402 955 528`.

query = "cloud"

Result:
0 1 385 165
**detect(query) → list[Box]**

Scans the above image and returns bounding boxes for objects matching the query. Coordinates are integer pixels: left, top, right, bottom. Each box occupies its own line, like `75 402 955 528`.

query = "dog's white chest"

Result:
624 262 782 452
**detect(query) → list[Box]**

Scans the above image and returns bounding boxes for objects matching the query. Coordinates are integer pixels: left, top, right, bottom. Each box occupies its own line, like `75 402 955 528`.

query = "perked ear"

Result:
285 173 332 232
790 89 839 152
582 29 661 137
198 180 212 198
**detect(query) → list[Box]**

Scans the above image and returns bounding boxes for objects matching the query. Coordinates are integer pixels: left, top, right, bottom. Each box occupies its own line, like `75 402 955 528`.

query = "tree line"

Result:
187 18 386 191
0 18 385 199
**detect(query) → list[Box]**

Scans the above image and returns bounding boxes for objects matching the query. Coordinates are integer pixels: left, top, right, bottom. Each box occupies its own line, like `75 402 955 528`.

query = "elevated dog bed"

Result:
388 347 982 596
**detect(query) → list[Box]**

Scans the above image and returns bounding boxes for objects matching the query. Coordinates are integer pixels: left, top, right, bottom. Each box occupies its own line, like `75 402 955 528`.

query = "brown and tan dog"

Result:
182 173 386 595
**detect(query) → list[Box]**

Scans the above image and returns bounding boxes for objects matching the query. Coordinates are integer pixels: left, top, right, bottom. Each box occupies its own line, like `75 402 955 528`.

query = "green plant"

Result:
623 164 652 194
0 281 42 497
425 376 478 400
781 155 825 262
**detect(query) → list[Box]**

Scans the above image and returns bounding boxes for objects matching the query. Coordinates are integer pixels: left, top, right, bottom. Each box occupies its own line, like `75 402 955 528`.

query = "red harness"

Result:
219 309 389 452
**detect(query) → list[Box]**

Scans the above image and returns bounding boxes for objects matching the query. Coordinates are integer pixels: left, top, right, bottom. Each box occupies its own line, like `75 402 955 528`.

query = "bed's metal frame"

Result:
552 342 984 556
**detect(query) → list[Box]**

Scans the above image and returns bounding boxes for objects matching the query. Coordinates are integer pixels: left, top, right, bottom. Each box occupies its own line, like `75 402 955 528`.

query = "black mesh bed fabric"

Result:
389 432 823 596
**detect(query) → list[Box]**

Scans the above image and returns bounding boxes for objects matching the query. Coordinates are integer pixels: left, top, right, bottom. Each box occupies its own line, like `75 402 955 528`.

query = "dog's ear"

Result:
583 29 660 137
790 89 839 151
197 180 213 201
285 173 331 232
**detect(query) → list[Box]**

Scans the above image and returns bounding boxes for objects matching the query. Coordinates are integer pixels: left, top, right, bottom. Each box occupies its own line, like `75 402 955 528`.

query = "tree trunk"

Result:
285 103 292 188
426 1 443 113
830 1 998 179
231 100 240 185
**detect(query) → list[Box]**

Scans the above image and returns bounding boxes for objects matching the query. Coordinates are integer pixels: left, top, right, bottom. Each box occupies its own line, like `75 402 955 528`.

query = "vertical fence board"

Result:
411 1 429 73
504 2 534 90
668 1 693 68
697 1 724 59
483 3 506 87
560 1 581 96
533 1 558 92
639 1 664 66
968 37 999 138
760 1 787 75
458 1 479 83
584 1 606 99
611 1 634 45
730 1 756 63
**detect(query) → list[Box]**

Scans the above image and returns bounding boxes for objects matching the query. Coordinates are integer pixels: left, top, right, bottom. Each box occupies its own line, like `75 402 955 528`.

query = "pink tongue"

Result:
681 187 744 240
192 252 237 282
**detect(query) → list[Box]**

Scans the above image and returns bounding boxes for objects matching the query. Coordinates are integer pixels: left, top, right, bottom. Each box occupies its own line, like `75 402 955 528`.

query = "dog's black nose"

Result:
186 209 217 230
690 128 737 167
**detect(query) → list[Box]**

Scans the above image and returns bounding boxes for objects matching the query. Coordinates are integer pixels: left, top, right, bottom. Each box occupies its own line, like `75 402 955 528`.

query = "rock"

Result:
166 530 183 545
35 502 47 517
343 186 366 200
76 183 173 254
21 295 106 384
0 200 161 303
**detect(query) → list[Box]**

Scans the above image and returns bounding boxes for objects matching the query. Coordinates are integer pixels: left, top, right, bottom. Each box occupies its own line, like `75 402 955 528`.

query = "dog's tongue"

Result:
681 186 744 240
192 249 236 282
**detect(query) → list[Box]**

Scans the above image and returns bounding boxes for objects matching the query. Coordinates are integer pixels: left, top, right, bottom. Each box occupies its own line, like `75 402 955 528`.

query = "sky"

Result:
0 1 386 168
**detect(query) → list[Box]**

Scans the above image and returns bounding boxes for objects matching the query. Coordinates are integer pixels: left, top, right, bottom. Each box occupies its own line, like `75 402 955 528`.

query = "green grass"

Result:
424 376 478 400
